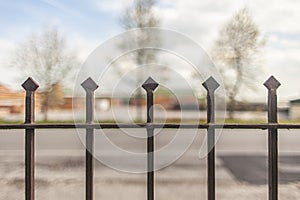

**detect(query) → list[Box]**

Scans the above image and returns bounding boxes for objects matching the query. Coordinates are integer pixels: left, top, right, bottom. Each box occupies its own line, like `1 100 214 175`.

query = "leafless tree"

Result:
121 0 159 29
12 27 79 120
211 8 265 119
119 0 161 120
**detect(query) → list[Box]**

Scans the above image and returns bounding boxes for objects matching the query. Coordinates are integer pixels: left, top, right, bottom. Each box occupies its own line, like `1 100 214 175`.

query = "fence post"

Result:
81 77 99 200
202 76 219 200
264 76 281 200
22 77 39 200
142 77 159 200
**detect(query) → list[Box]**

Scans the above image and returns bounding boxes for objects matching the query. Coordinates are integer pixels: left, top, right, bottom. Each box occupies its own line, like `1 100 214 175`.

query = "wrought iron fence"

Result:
1 75 300 200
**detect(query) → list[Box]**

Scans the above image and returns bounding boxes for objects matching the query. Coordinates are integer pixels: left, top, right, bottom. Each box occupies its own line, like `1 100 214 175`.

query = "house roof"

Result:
0 85 10 93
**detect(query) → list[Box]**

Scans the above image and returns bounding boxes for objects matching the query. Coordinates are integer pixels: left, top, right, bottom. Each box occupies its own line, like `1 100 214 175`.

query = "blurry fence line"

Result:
0 75 298 200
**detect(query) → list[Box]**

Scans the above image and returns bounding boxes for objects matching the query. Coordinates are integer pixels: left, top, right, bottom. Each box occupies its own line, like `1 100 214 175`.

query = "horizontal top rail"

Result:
0 123 300 130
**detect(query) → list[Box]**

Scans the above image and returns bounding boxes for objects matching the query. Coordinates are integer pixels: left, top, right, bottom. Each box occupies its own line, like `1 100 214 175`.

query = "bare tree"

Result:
121 0 159 29
119 0 161 120
12 27 79 120
211 8 265 119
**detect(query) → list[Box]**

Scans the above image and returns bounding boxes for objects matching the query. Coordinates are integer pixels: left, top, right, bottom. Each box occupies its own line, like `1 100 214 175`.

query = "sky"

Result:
1 0 300 103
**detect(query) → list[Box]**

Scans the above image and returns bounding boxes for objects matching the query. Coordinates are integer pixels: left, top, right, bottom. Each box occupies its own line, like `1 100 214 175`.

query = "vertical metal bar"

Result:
202 77 219 200
81 77 99 200
264 76 281 200
22 77 39 200
142 77 159 200
147 91 154 200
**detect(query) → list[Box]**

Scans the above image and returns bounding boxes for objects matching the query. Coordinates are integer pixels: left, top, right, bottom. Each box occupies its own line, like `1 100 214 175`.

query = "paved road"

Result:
1 128 299 151
1 128 300 184
1 129 300 199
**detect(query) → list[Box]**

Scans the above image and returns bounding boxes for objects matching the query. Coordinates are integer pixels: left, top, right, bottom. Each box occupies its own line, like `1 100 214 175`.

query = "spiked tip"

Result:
81 77 99 92
22 77 39 91
264 76 281 90
142 77 159 91
202 76 220 93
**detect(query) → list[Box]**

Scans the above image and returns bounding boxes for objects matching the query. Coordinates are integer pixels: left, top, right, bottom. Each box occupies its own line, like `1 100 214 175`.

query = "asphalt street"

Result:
0 128 300 184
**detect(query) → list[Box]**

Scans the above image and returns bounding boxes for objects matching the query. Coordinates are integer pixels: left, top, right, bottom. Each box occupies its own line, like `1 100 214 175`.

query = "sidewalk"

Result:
0 151 299 200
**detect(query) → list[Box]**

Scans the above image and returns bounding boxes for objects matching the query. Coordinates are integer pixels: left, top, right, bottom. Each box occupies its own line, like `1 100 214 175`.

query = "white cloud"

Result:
49 0 300 102
68 35 103 61
1 0 300 101
0 38 19 87
151 0 300 101
92 0 133 14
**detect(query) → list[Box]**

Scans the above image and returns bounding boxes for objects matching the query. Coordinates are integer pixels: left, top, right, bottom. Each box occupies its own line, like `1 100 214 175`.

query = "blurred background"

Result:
0 0 300 199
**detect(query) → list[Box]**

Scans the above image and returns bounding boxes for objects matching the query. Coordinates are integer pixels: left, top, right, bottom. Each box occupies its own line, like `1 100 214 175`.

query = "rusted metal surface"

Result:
22 77 39 200
81 77 99 200
203 76 219 200
264 76 281 200
142 77 159 200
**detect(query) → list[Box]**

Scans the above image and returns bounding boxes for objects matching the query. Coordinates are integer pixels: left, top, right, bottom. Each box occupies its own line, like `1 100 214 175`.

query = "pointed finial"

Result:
264 76 281 90
202 76 220 93
22 77 39 91
142 77 159 92
81 77 98 92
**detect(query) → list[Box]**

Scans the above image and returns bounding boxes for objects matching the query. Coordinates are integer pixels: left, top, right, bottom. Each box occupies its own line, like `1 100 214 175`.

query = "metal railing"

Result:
0 75 299 200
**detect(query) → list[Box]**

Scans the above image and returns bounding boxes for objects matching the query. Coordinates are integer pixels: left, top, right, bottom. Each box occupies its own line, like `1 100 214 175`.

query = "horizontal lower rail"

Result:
0 123 299 130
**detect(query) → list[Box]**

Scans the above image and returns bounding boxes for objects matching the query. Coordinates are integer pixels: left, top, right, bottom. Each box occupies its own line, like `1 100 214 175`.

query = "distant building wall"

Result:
0 85 42 118
290 103 300 119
